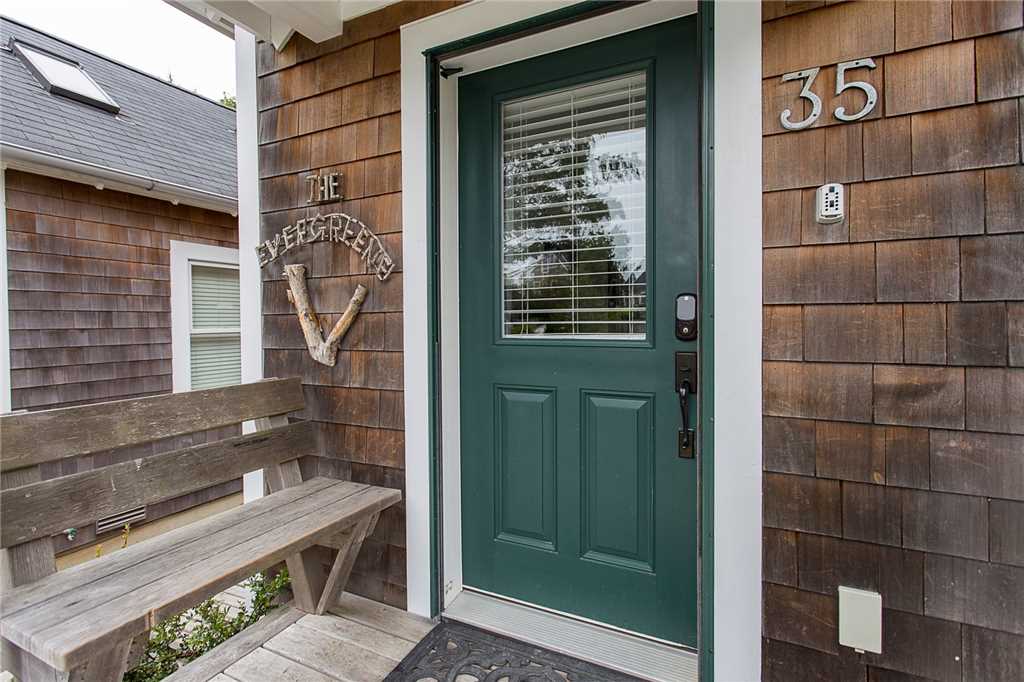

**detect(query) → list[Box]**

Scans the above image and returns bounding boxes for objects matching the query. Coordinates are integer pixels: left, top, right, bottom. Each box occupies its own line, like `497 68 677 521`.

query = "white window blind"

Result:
189 264 241 389
502 71 648 339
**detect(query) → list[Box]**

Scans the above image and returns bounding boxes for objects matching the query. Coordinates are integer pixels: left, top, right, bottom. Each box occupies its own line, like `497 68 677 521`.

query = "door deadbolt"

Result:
676 294 698 341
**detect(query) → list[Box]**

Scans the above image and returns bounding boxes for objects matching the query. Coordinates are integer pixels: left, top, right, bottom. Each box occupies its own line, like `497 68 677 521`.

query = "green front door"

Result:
459 17 701 646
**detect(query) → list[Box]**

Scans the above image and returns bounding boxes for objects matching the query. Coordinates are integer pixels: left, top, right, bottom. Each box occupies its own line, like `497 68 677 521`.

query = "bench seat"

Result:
0 477 400 673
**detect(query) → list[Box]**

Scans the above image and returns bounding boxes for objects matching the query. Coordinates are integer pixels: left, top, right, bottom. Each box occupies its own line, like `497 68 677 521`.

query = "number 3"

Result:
780 67 822 131
779 59 877 131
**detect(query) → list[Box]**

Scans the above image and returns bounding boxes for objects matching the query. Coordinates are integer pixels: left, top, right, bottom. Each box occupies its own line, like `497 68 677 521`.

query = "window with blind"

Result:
189 264 241 389
502 71 648 339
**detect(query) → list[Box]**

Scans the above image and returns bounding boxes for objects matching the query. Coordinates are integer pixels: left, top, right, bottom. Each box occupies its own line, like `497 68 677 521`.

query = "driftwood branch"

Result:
284 264 367 366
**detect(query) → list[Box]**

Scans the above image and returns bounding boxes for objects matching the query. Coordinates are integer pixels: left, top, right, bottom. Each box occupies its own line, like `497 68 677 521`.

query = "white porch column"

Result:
234 26 265 502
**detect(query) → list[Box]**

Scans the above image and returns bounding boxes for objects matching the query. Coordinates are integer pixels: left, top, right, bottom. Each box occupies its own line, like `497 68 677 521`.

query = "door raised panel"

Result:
494 386 557 551
581 391 654 573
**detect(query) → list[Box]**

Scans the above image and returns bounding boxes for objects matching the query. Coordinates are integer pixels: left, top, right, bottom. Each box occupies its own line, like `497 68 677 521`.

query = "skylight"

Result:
11 40 119 114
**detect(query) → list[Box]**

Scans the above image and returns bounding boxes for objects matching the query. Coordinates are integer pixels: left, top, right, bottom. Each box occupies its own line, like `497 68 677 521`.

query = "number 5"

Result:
834 58 878 122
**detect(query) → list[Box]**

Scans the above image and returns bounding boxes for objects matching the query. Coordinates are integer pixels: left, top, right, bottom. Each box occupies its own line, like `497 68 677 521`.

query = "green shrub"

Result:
124 569 290 682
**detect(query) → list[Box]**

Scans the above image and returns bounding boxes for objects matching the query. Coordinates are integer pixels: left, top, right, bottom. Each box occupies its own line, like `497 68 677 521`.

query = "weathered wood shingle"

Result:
902 489 989 559
764 362 874 422
764 244 876 304
911 100 1020 173
763 416 816 475
876 238 961 302
947 302 1008 365
874 365 965 429
843 482 902 546
925 555 1024 635
865 610 963 681
764 473 842 536
763 583 839 654
952 0 1023 39
884 40 975 115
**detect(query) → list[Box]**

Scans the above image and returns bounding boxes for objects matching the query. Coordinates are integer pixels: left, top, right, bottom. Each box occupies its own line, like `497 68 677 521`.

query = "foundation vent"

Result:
96 506 146 535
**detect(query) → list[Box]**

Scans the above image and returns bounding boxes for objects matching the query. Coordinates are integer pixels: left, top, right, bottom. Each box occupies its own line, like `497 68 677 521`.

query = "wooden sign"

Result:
256 212 396 282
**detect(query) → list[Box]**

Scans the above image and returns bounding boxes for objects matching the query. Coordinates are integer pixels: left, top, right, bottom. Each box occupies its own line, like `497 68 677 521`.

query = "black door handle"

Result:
678 383 691 449
675 352 697 458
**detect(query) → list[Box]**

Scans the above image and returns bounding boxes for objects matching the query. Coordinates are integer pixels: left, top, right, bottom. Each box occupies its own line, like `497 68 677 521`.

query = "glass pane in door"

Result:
501 72 648 339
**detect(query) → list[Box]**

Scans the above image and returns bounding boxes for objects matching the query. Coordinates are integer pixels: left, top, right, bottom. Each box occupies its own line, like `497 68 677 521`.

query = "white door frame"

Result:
401 2 762 679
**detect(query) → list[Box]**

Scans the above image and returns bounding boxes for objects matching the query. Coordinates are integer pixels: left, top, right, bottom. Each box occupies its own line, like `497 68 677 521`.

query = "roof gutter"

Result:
0 142 238 216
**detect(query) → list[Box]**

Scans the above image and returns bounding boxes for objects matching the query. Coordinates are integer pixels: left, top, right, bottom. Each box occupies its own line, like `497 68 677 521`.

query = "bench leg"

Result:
314 513 379 615
2 639 129 682
265 457 328 613
68 639 131 682
2 639 69 682
284 545 334 613
125 631 149 672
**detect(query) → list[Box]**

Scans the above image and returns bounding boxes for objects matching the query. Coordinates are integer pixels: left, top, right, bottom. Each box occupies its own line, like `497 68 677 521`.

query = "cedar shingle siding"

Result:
5 171 237 411
762 2 1024 680
256 1 458 609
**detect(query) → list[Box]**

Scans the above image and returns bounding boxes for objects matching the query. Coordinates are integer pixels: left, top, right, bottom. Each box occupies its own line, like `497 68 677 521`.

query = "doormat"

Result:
384 620 642 681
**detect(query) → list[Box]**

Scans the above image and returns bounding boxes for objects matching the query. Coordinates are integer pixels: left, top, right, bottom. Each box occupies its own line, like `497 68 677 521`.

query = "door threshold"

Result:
443 590 698 682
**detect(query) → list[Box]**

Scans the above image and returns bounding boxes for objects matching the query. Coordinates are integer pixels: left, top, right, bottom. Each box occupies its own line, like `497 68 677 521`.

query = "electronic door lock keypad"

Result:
676 294 698 341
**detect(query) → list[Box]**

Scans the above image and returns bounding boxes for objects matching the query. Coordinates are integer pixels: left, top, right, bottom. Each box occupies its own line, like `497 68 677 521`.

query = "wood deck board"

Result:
296 613 416 662
174 593 435 681
264 622 397 682
163 605 304 682
223 647 341 682
329 593 435 643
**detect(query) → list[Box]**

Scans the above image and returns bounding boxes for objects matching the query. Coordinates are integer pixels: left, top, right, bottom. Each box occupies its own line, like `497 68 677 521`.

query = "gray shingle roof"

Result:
0 16 236 199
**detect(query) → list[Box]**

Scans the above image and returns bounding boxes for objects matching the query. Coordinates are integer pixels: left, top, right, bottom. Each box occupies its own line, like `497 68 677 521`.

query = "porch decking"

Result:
175 593 434 682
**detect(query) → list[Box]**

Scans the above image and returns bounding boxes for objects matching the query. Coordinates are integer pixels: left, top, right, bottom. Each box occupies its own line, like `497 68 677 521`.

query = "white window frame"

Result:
170 240 241 392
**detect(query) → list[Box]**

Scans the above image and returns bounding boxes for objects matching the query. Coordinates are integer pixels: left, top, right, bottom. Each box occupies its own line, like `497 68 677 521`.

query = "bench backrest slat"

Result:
0 420 317 548
0 378 305 473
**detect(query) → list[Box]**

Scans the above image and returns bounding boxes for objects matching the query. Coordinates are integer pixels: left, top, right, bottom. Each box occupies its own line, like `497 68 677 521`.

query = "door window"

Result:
501 71 648 339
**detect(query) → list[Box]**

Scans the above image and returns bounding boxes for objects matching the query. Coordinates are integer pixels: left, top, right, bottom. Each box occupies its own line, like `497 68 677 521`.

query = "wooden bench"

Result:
0 378 401 681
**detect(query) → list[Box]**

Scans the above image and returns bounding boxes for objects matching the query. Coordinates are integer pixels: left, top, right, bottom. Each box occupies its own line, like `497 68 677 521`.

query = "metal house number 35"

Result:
780 58 877 131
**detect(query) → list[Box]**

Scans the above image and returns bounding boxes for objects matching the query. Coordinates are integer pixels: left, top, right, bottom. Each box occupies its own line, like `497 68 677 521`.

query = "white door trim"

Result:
400 3 762 679
709 3 763 680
